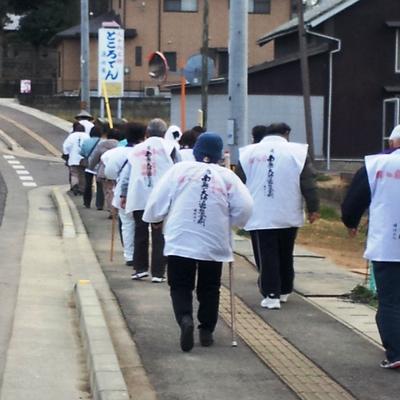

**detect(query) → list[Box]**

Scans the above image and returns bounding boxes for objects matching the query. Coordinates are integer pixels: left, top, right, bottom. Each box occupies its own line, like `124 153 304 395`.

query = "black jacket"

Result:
341 166 371 229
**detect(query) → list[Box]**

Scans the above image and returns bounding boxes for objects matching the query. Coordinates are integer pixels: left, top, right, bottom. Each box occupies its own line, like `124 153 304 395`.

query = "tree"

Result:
17 0 79 48
0 0 14 79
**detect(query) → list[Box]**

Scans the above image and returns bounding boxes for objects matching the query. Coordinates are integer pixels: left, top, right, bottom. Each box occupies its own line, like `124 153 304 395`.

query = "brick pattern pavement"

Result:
219 286 356 400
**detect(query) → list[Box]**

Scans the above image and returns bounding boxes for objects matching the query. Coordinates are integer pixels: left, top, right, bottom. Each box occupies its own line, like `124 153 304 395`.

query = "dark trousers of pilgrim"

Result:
373 261 400 363
83 172 104 209
133 210 166 278
167 255 223 332
250 228 298 298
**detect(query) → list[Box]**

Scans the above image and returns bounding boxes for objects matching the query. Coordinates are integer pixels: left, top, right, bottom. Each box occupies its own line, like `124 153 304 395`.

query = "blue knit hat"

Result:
193 132 223 163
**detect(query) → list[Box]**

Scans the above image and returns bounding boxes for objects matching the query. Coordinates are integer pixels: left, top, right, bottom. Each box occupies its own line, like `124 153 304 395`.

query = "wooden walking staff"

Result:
110 207 117 262
101 80 117 262
229 261 238 347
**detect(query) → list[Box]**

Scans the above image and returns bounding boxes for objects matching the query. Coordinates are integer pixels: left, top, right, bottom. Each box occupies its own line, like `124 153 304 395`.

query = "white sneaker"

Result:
151 277 166 283
131 272 149 280
261 297 281 309
280 294 291 303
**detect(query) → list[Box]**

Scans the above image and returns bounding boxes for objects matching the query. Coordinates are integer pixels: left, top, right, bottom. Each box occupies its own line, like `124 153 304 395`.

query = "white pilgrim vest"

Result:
364 150 400 261
239 136 308 230
125 137 174 213
102 146 132 209
180 148 195 161
143 162 253 262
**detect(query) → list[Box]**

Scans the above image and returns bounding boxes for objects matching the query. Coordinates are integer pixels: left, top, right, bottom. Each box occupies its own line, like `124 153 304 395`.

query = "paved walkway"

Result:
234 234 381 347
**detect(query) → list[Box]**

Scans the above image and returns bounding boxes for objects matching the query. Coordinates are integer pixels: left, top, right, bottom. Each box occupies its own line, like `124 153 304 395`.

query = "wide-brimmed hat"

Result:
75 110 93 120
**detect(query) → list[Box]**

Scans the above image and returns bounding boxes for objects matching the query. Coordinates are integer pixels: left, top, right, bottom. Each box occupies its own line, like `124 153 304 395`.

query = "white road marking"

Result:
2 155 38 187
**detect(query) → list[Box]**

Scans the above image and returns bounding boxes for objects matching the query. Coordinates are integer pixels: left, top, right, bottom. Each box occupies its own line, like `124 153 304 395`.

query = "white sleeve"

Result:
119 163 131 196
226 172 253 228
102 150 121 180
63 135 74 154
143 168 175 223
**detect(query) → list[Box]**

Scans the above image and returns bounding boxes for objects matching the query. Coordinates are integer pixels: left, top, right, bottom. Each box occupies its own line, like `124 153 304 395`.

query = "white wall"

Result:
171 94 325 158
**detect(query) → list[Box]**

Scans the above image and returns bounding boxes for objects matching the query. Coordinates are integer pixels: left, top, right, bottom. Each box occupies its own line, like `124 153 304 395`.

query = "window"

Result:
249 0 270 14
164 52 177 71
396 29 400 73
135 46 142 66
164 0 198 12
228 0 271 14
58 52 62 78
217 50 229 76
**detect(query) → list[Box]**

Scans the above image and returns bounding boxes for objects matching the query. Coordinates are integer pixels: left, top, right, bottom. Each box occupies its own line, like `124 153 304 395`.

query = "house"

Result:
170 0 400 161
255 0 400 159
53 0 293 94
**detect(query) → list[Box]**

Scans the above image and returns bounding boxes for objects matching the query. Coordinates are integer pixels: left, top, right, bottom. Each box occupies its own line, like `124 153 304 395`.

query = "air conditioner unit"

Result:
144 86 160 97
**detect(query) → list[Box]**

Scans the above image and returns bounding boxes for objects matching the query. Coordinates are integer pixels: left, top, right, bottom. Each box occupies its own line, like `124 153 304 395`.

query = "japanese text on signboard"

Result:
98 28 124 97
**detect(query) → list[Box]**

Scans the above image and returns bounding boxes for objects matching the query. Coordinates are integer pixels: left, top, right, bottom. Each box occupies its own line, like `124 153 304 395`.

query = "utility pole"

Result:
201 0 209 129
297 0 315 160
81 0 90 112
228 0 248 164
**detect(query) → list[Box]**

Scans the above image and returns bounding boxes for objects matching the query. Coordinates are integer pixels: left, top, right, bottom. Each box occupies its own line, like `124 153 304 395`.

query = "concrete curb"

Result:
51 187 76 238
52 185 157 400
0 127 63 162
0 98 71 132
0 128 18 151
75 280 129 400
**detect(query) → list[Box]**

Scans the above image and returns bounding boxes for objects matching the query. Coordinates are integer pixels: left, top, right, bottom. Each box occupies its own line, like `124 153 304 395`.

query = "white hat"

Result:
389 125 400 140
165 125 182 142
75 109 93 120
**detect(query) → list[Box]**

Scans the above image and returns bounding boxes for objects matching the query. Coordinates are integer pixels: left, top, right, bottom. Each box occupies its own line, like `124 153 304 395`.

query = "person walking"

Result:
341 125 400 369
88 128 119 216
80 126 104 209
179 128 202 161
103 122 147 266
120 118 180 282
75 110 94 135
62 122 88 194
237 123 319 310
143 133 253 352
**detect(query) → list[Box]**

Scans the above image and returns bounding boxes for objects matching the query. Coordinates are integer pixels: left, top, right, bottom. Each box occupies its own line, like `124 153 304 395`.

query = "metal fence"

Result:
0 79 56 97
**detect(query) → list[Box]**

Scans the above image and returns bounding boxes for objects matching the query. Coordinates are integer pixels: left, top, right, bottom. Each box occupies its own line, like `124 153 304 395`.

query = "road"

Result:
0 102 399 400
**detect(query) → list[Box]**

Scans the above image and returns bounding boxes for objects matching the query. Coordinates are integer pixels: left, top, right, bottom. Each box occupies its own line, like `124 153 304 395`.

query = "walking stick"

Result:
229 261 238 347
110 207 116 262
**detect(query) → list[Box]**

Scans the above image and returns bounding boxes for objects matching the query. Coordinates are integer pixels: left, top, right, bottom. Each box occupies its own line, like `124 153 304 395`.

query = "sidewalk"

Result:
234 233 381 347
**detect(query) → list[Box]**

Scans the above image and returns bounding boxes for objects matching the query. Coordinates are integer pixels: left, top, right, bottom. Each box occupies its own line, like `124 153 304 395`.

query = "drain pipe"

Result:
306 30 341 170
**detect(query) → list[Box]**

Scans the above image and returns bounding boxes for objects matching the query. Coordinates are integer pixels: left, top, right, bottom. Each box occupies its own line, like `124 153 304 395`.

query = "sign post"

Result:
98 25 124 120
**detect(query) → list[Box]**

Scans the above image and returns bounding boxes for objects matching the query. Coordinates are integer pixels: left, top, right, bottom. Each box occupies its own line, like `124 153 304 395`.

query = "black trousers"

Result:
373 261 400 363
167 255 223 332
133 210 166 278
83 172 104 209
250 228 298 298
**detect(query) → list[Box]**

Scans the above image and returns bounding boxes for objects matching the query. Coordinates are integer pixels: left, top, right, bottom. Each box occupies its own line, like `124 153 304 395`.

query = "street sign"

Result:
98 27 124 97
